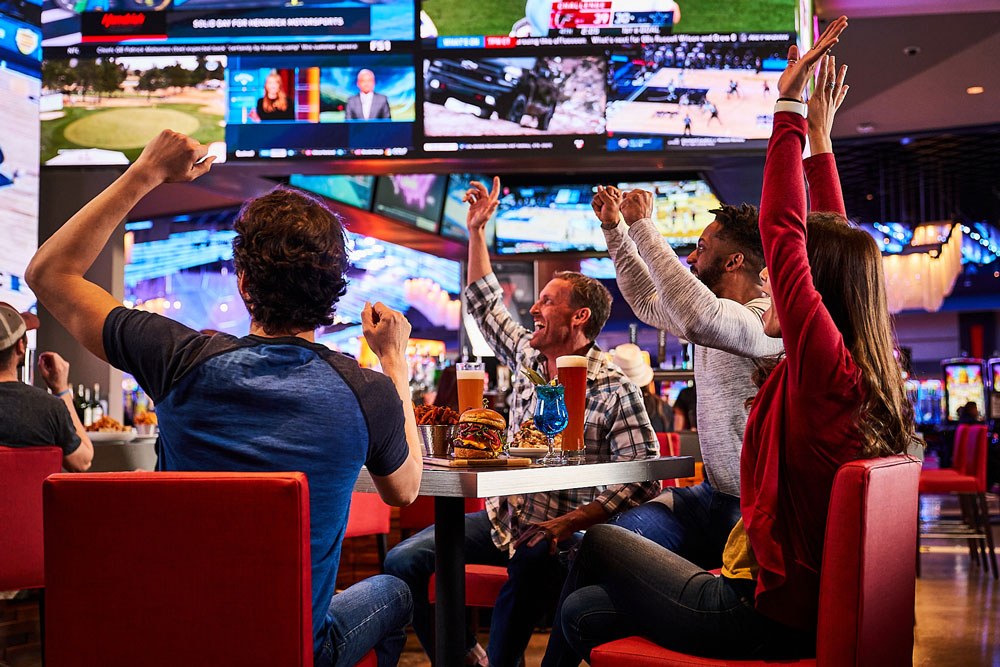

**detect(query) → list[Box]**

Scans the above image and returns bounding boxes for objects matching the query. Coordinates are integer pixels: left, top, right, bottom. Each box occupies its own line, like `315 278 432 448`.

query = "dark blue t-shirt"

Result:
103 307 408 656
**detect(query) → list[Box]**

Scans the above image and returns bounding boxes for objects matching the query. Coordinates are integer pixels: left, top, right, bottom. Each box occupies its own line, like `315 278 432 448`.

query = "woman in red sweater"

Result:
544 17 915 664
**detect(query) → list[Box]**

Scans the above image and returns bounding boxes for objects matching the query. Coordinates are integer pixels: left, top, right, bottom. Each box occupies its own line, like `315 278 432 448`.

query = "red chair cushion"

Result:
355 649 377 667
918 473 979 494
44 472 313 667
399 496 486 532
590 637 814 666
0 446 62 590
344 492 391 538
428 564 508 608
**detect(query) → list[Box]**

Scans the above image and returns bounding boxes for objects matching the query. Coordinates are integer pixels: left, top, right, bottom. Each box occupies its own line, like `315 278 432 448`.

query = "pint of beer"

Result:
556 355 587 461
456 361 486 414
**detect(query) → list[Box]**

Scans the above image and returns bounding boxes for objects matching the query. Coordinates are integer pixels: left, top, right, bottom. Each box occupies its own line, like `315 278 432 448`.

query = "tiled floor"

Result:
4 498 998 667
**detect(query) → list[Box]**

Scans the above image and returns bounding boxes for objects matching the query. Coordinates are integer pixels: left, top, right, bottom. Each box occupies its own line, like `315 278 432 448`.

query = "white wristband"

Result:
774 100 808 118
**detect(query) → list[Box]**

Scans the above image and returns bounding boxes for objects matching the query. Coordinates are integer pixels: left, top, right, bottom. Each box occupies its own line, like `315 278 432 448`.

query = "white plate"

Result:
88 431 136 443
509 447 553 458
133 434 158 444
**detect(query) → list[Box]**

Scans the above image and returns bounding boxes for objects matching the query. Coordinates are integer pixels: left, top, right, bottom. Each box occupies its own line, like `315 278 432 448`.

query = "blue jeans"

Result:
541 525 814 666
607 480 741 569
316 574 412 667
383 510 574 667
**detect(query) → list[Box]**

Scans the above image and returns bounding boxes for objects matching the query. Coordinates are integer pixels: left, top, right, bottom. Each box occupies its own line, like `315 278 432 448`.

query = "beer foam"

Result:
556 355 588 368
456 369 485 380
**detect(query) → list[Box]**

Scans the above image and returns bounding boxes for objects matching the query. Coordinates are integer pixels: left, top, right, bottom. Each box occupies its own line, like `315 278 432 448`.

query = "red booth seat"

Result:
591 455 921 667
0 445 63 591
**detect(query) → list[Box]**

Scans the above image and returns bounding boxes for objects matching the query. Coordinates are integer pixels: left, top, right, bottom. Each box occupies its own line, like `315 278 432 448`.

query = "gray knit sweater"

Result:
603 218 785 497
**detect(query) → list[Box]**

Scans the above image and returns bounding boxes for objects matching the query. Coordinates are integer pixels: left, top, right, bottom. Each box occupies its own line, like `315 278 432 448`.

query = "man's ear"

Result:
574 307 592 327
725 252 745 273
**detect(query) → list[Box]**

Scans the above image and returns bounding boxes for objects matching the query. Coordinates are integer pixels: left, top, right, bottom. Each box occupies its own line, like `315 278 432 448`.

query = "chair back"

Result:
0 445 62 590
399 496 486 533
344 492 391 538
816 455 921 667
951 424 970 471
962 425 989 492
44 472 313 667
656 433 680 488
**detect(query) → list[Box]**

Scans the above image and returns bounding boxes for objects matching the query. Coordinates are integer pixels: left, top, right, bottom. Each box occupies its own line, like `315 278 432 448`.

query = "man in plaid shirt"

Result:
385 177 659 667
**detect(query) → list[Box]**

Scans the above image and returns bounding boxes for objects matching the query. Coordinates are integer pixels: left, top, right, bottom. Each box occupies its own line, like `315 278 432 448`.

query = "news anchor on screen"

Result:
250 70 294 122
346 69 391 121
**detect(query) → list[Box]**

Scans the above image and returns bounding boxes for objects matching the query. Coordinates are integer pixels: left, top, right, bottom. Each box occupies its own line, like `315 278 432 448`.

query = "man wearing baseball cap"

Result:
0 303 93 472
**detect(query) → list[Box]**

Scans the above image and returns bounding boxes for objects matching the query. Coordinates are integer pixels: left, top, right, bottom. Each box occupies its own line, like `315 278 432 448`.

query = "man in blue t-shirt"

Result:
27 130 424 667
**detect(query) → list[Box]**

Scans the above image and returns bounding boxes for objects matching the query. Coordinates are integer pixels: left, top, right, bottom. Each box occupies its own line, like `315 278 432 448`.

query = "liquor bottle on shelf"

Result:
91 383 105 423
82 388 93 426
74 384 87 423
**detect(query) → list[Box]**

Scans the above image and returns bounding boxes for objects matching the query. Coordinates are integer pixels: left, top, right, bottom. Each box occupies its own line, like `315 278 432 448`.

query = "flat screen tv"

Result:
494 182 608 255
288 174 376 210
616 177 721 246
373 173 447 233
942 359 986 423
440 173 496 245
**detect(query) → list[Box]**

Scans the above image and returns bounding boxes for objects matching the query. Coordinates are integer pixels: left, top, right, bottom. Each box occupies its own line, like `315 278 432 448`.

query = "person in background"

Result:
554 20 916 663
250 70 293 122
672 383 697 431
957 401 983 424
0 303 92 472
25 130 424 667
431 363 459 411
345 69 392 121
385 176 659 667
612 344 670 433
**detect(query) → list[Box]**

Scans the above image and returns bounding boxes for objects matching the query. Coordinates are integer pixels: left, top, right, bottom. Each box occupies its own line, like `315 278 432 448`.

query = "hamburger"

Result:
453 408 506 459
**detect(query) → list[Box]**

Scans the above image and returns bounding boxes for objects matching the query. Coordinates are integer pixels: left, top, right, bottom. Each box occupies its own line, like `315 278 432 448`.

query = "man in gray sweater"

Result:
591 187 783 568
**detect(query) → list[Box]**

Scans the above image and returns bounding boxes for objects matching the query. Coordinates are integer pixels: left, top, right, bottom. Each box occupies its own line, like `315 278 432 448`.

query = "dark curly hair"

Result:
553 271 613 341
710 203 765 277
232 187 349 335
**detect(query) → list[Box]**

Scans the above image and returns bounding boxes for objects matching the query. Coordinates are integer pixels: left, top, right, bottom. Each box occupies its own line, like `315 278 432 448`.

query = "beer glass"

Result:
456 361 485 414
556 355 587 463
534 383 568 466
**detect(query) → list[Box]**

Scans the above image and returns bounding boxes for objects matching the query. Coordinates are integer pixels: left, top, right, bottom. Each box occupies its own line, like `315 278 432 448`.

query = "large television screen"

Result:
41 54 226 165
225 54 415 160
0 12 41 312
422 55 606 155
288 173 375 209
422 0 797 48
41 0 414 49
125 207 462 356
373 173 447 233
606 35 792 150
441 173 496 245
494 182 608 254
616 177 720 246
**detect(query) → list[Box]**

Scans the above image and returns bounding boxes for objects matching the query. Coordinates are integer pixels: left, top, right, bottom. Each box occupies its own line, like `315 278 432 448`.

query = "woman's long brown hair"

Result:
805 213 915 457
262 72 288 113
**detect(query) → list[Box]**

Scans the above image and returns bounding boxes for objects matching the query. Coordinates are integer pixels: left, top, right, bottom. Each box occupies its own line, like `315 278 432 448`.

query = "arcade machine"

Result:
987 358 1000 488
941 357 987 468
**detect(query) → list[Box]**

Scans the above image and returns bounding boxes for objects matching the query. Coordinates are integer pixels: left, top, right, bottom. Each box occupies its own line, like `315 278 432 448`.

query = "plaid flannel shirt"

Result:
466 273 661 555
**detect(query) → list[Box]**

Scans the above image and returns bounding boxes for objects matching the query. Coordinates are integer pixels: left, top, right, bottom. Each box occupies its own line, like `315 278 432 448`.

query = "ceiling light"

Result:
857 122 876 134
967 86 985 95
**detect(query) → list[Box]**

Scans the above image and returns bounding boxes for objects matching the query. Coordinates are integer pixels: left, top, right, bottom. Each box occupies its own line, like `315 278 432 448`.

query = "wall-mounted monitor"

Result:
440 173 496 245
494 182 608 255
616 177 720 246
605 35 792 151
373 173 447 233
41 54 226 166
225 54 415 160
0 11 41 312
422 54 607 155
288 174 376 210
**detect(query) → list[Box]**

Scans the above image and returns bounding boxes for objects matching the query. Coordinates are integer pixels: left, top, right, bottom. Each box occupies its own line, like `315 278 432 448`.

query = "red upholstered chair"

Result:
399 496 487 538
345 492 392 568
0 446 63 593
590 455 921 667
918 424 997 578
429 564 511 652
42 472 377 667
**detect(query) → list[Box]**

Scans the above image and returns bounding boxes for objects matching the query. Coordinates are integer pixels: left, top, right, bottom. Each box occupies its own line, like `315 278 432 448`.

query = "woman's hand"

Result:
777 16 848 101
807 55 849 155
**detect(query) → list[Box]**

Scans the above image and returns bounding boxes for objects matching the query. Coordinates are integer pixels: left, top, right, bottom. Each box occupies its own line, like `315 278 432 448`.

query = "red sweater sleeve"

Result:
760 113 858 396
804 152 846 216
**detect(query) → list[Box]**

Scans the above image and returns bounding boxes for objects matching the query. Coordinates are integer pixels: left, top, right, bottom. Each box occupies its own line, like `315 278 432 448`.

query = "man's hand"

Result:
621 189 654 226
514 515 577 555
129 130 215 187
464 176 500 234
362 301 412 363
37 352 70 394
807 54 849 154
591 185 623 229
777 16 847 101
